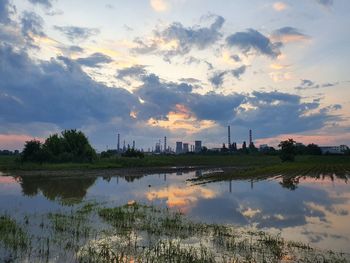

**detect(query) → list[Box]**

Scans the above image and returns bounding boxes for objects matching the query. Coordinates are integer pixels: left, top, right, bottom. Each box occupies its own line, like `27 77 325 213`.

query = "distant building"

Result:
259 144 269 151
176 142 183 154
320 145 349 155
183 143 189 153
194 140 202 153
155 142 161 154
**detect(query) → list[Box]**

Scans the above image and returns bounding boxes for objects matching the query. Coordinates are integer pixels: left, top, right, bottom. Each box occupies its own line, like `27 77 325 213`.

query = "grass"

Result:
1 202 347 262
189 155 350 184
0 216 28 251
0 154 281 172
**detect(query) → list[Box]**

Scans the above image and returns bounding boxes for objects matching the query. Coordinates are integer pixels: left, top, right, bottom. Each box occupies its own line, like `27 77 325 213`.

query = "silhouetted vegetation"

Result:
21 130 96 163
279 138 296 162
121 148 145 158
0 149 19 156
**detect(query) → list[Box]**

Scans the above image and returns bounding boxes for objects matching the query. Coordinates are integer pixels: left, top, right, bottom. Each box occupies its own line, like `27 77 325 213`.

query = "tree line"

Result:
21 130 96 163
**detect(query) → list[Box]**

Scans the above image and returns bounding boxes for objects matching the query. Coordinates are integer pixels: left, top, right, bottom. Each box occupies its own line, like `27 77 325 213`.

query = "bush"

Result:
122 149 144 158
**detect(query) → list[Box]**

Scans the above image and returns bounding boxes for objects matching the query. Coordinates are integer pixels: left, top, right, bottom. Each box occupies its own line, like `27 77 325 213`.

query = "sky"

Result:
0 0 350 151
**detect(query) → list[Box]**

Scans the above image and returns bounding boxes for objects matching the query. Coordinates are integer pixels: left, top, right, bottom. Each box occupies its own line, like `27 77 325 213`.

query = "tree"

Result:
60 129 96 162
278 138 296 162
21 130 97 163
21 140 45 163
306 143 322 155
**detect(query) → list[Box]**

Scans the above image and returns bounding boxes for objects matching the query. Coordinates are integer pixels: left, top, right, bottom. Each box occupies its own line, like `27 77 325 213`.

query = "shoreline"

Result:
0 165 240 178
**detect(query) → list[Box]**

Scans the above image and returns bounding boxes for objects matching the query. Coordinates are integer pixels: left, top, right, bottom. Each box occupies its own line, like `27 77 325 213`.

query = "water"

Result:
0 169 349 253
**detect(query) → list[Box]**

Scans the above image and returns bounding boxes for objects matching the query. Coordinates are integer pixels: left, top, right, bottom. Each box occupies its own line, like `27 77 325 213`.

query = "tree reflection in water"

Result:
18 176 97 205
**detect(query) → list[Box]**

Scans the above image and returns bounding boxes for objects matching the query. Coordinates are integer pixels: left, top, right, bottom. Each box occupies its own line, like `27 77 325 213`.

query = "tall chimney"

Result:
228 125 231 147
164 136 167 153
249 129 252 145
117 133 120 152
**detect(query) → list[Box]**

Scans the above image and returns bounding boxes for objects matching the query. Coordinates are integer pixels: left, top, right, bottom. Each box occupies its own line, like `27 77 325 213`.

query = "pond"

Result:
0 169 349 254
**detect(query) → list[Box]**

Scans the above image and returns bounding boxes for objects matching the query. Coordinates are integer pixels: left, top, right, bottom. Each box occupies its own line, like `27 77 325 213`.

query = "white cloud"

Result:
150 0 168 12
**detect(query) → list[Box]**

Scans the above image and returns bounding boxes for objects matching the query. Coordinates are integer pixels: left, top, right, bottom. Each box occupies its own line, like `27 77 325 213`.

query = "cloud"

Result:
273 2 288 11
28 0 54 9
231 54 241 62
294 79 338 90
75 52 113 68
209 66 247 88
21 11 46 44
45 9 64 16
53 25 100 42
150 0 168 12
116 65 148 82
0 0 15 24
0 44 137 129
226 29 282 58
232 91 341 137
132 15 225 61
271 27 310 43
315 0 333 7
231 65 246 79
209 71 227 88
0 41 343 149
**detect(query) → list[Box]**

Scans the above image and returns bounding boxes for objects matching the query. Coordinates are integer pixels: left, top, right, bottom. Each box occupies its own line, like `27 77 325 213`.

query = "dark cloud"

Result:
226 29 282 58
0 43 343 149
178 78 201 84
53 25 100 42
209 66 247 87
231 54 241 62
27 0 53 9
184 56 214 70
232 91 341 137
132 15 225 61
75 52 113 68
0 44 137 128
231 65 246 79
21 11 46 44
135 73 245 123
272 27 310 43
315 0 333 7
0 0 15 24
68 45 84 53
116 65 148 82
295 79 338 90
209 71 227 88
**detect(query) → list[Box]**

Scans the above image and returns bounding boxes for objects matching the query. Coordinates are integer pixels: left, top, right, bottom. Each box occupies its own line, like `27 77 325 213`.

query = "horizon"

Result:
1 0 350 151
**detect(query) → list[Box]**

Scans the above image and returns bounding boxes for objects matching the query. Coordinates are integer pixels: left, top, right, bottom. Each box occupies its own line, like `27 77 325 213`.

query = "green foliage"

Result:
278 138 296 162
21 140 46 163
0 215 28 251
21 129 96 163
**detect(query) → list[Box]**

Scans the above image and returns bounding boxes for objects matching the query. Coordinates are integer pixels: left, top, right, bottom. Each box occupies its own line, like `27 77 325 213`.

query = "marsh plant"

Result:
0 202 349 263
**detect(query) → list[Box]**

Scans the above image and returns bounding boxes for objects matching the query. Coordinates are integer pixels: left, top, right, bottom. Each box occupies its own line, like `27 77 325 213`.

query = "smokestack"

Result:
249 129 252 145
228 125 231 147
164 136 167 153
117 133 120 152
132 140 135 149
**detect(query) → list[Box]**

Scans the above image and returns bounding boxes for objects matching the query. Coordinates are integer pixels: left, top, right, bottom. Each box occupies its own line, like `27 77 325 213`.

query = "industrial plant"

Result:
113 125 349 156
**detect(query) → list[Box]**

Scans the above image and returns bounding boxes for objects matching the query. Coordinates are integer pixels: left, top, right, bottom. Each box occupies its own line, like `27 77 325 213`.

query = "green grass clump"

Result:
0 215 28 251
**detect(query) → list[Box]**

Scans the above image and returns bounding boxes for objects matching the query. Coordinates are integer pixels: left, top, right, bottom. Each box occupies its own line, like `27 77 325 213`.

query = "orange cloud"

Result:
147 104 216 133
150 0 168 12
273 2 288 11
146 185 216 213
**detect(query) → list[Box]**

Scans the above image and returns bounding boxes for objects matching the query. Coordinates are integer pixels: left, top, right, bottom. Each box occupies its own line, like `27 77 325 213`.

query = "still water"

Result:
0 169 349 253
